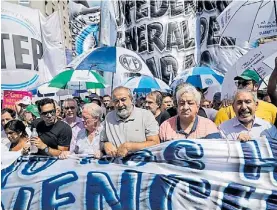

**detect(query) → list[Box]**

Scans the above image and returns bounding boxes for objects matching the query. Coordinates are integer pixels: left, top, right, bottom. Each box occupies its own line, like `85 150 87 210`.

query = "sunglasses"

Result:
64 106 75 110
40 109 56 116
235 80 253 87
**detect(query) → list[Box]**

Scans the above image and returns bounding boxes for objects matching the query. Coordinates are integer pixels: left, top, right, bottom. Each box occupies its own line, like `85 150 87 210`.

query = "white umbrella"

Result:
37 83 74 95
217 0 277 42
221 41 277 99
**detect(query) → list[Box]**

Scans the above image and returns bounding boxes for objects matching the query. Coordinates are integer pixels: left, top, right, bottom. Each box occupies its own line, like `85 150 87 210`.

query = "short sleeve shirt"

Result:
35 120 72 155
101 107 159 148
159 115 220 142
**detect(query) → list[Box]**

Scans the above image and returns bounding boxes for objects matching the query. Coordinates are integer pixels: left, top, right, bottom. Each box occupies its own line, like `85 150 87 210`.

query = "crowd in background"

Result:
1 58 277 159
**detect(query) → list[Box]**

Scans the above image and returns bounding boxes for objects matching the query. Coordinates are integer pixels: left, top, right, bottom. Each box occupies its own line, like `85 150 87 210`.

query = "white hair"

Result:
83 103 103 119
176 84 201 106
233 89 258 103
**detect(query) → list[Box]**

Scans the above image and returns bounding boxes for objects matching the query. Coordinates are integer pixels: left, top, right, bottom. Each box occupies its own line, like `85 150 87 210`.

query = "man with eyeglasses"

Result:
101 86 160 157
31 98 72 156
215 69 277 126
62 98 84 153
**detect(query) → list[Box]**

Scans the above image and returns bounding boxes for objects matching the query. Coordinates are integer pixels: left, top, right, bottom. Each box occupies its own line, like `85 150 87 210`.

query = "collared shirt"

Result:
215 100 277 126
74 125 103 156
63 117 84 152
159 115 221 142
101 107 159 148
219 116 277 140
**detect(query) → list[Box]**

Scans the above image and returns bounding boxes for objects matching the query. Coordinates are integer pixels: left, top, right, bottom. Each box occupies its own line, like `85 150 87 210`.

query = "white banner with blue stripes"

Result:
2 138 277 209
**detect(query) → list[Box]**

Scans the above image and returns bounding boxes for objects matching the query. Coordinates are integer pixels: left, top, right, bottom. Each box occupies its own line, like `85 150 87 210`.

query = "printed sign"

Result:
2 90 32 110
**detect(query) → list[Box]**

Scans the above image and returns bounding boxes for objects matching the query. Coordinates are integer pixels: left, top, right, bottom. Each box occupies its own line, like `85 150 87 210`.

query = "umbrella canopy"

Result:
48 70 108 90
170 67 224 90
123 75 170 93
217 0 277 42
221 41 277 99
67 46 153 76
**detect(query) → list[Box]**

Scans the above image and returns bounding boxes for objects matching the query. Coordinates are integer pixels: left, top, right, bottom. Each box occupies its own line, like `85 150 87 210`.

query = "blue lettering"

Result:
163 140 205 170
42 171 77 210
1 159 23 188
266 190 277 210
13 187 34 210
149 175 174 210
86 171 121 210
21 157 58 176
241 141 276 180
222 182 255 209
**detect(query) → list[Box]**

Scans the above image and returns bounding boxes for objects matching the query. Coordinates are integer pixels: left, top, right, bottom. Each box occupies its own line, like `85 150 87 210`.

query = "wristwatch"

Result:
43 146 49 154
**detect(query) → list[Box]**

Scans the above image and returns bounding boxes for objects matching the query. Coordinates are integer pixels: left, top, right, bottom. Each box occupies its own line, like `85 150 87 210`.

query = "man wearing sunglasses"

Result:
30 98 72 156
215 69 277 126
62 98 84 153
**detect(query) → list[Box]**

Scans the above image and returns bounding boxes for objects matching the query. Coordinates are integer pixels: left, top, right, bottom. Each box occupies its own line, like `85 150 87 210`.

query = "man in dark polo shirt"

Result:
31 98 72 156
101 87 160 157
145 91 171 125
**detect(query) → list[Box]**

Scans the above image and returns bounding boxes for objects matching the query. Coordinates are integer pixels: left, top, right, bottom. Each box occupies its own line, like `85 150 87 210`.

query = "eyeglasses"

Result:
82 116 99 123
64 106 75 110
40 109 56 116
235 80 253 87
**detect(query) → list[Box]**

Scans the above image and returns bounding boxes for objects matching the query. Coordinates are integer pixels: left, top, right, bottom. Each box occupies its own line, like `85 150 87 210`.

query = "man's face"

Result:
201 100 210 108
233 92 257 125
63 101 77 118
40 103 57 126
23 111 34 124
236 79 257 91
1 112 14 127
177 93 199 121
82 109 99 131
103 96 111 108
145 95 159 115
113 89 133 119
162 96 173 110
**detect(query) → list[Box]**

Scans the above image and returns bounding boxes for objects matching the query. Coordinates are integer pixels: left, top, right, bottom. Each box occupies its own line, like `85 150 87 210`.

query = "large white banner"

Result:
1 2 66 91
102 0 248 85
2 138 277 209
1 2 43 90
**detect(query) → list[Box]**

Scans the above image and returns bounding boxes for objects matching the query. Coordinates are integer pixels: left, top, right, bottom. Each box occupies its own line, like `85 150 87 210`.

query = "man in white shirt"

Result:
219 89 277 141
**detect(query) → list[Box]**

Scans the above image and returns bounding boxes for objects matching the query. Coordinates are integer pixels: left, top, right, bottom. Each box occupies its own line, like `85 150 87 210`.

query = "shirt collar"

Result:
233 116 262 128
64 116 83 127
115 106 136 122
176 115 199 136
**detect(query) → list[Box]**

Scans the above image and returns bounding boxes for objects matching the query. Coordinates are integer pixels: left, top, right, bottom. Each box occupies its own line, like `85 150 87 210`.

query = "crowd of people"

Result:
1 59 277 159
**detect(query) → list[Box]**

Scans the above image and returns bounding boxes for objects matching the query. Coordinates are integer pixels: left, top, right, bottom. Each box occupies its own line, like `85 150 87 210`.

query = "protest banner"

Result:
102 0 247 86
2 138 277 209
1 2 66 91
2 90 32 110
68 0 100 58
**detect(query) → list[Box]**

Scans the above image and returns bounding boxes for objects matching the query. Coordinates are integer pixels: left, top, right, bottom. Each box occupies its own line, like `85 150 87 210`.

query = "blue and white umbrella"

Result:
170 67 224 90
123 75 170 93
68 46 153 76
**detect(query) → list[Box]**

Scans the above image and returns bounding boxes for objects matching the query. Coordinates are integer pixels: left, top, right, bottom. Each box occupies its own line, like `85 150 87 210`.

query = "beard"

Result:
116 105 133 119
